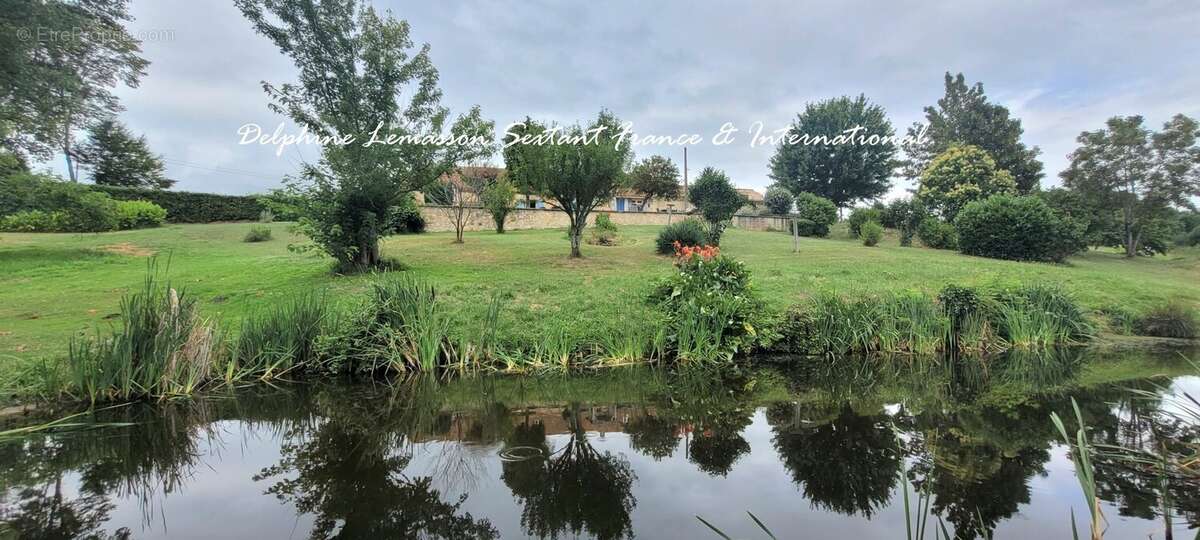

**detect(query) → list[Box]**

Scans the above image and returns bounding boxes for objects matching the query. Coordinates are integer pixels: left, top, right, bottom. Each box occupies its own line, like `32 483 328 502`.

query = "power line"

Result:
159 157 286 182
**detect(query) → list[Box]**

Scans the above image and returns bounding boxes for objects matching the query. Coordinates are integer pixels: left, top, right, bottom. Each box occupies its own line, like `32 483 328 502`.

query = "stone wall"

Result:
419 205 788 233
419 206 685 233
732 214 792 231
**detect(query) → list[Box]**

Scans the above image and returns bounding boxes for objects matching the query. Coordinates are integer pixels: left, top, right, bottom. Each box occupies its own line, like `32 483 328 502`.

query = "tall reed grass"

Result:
64 273 220 403
228 292 330 380
778 284 1094 357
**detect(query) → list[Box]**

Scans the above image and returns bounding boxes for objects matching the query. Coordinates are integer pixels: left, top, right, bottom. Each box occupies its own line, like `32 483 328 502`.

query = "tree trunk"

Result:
495 214 506 234
1123 203 1136 258
569 222 583 258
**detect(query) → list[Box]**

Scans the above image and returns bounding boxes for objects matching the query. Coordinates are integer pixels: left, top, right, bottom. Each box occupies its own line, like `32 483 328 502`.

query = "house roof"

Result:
736 188 764 202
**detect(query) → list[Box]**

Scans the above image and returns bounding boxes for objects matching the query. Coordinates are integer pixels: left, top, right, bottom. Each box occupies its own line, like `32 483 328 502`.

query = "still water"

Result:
2 350 1198 539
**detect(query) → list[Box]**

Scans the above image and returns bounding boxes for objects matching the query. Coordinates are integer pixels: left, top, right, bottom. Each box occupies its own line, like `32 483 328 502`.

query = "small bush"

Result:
244 225 273 242
793 192 837 237
258 209 275 223
917 218 958 250
848 207 883 237
1134 303 1197 339
860 220 883 246
954 194 1081 262
655 219 706 254
385 194 426 235
115 200 167 230
587 213 619 246
59 191 120 232
1176 226 1200 247
0 210 65 232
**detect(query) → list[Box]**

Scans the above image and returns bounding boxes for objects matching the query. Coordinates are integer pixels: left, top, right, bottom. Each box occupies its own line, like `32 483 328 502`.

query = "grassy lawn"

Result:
2 221 1197 385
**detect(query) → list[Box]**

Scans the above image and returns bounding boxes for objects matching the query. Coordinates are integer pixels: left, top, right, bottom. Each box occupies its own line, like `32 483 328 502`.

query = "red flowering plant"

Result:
672 241 719 264
651 240 767 362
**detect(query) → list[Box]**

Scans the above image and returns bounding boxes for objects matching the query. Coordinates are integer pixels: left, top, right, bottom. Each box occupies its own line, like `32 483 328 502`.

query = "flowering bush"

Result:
672 241 719 262
650 247 766 362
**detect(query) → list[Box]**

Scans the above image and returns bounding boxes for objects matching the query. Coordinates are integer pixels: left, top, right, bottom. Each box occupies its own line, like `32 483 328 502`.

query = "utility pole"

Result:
682 147 688 211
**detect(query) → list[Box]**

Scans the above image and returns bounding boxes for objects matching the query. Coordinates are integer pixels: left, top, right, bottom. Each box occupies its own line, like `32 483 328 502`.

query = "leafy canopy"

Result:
769 94 897 208
687 167 745 245
1060 114 1200 257
237 0 494 270
628 155 680 208
918 145 1016 221
902 72 1043 192
763 186 792 215
0 0 148 180
504 110 632 257
76 120 173 189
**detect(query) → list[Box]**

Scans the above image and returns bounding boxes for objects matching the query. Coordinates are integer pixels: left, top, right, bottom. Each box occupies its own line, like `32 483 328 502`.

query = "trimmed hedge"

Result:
91 185 263 223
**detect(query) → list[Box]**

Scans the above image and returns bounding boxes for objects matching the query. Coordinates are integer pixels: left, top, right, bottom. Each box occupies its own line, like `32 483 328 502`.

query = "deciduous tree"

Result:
480 174 516 233
628 155 679 210
504 110 631 258
1060 114 1200 257
902 73 1043 192
763 186 792 215
918 145 1017 221
769 95 897 208
0 0 149 180
237 0 494 270
688 167 745 245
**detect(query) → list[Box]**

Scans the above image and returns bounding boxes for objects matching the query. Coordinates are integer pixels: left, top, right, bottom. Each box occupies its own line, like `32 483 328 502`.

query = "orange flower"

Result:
673 242 719 263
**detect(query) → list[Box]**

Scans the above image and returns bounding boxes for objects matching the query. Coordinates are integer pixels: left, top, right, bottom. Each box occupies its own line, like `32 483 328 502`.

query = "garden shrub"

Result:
244 225 273 242
954 194 1082 262
1134 302 1197 339
587 213 619 246
793 192 837 237
860 220 883 246
650 244 766 361
847 207 883 237
0 210 65 232
917 218 957 250
58 191 120 232
1 173 118 231
91 185 263 223
655 218 706 254
385 194 426 235
115 200 167 230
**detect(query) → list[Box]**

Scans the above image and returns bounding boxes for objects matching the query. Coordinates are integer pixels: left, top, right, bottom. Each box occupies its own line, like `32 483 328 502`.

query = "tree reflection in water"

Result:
1 350 1197 539
768 402 901 517
252 383 499 540
501 402 638 540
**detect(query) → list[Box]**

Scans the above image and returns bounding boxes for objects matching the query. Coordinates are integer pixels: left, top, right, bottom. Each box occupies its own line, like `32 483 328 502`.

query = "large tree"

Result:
903 73 1043 192
628 155 680 210
504 110 631 258
769 94 897 208
75 119 173 188
1060 114 1200 257
688 167 745 245
237 0 494 271
0 0 148 180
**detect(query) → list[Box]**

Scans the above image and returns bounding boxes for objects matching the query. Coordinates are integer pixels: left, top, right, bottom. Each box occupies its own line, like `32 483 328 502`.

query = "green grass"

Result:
1 222 1197 398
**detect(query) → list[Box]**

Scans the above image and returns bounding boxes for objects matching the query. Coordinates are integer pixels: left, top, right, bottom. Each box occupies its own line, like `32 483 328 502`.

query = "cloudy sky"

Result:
44 0 1200 199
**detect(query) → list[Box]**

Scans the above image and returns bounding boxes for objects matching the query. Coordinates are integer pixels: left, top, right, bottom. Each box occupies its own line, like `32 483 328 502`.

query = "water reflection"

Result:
1 349 1197 539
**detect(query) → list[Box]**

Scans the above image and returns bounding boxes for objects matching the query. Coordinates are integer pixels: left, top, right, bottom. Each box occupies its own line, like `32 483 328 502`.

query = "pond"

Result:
2 349 1197 539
